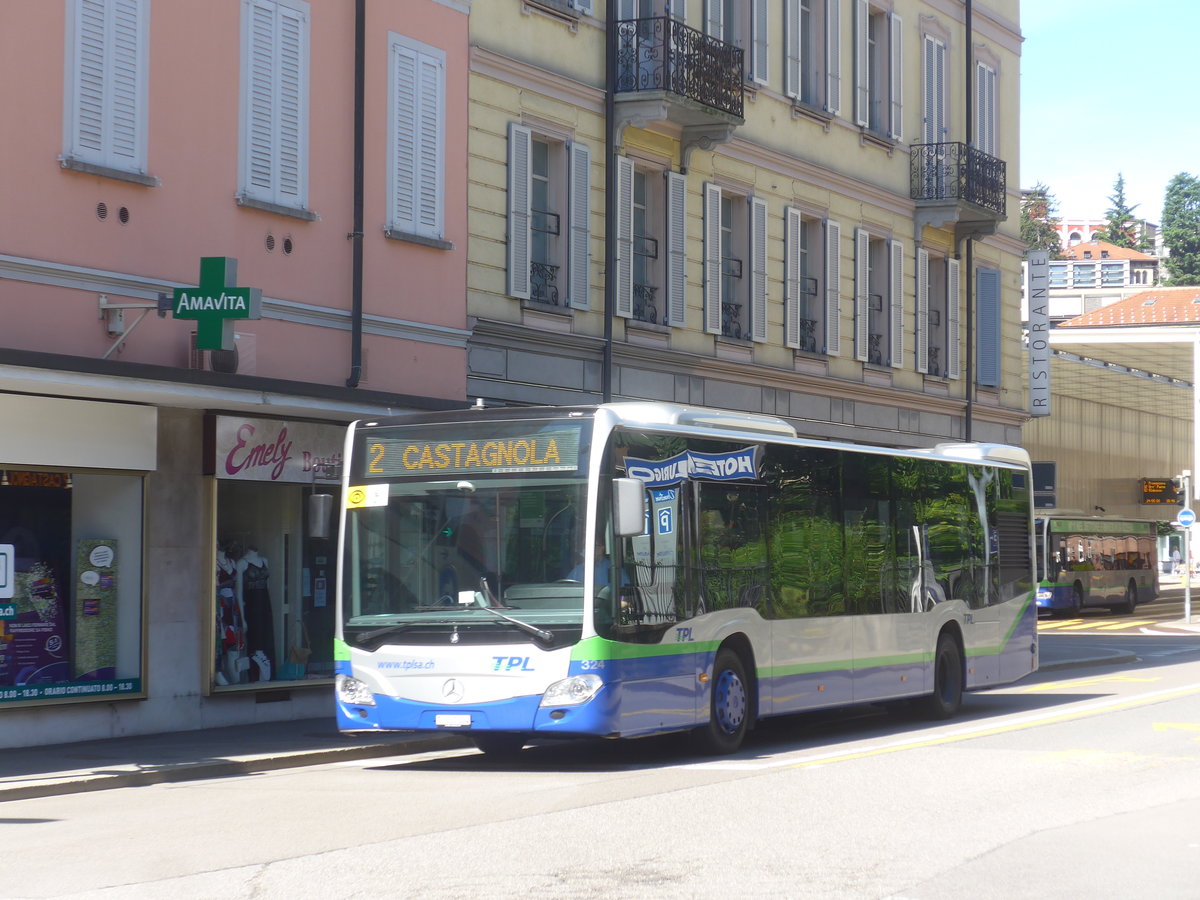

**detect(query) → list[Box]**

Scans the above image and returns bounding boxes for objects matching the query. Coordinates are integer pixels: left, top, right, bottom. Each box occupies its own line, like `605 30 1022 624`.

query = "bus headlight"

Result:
336 674 377 707
540 673 603 707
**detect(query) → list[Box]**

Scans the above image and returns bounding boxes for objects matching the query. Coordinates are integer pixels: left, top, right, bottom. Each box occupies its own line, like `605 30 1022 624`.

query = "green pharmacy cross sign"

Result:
173 257 262 351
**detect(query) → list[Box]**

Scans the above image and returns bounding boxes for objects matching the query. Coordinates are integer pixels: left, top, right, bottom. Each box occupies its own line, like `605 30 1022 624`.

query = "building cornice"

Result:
469 45 604 115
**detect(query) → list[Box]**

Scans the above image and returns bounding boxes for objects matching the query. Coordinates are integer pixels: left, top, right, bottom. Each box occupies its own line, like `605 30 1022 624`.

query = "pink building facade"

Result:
0 0 469 746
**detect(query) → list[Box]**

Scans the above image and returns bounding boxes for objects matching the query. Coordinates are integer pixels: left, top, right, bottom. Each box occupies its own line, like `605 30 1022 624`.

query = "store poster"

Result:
0 561 69 686
73 540 118 680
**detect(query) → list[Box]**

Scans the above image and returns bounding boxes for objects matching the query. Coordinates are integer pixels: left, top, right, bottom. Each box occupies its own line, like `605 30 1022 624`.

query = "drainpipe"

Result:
602 2 617 403
346 0 366 387
963 0 973 441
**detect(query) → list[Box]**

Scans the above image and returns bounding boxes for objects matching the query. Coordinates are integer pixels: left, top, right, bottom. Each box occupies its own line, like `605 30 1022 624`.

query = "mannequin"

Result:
237 546 275 681
215 541 247 685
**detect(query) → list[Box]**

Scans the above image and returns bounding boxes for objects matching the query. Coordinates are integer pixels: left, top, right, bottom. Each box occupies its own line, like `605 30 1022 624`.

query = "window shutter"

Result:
824 219 841 356
785 0 801 99
750 196 769 342
243 0 309 208
976 267 1001 386
390 38 444 239
889 14 903 141
704 182 723 335
667 171 688 327
785 207 802 349
705 0 724 39
617 0 635 18
568 141 591 309
853 0 868 127
506 123 532 300
976 62 996 156
615 156 635 318
572 0 594 14
826 0 841 115
915 248 929 374
854 228 870 362
946 257 961 378
69 0 148 172
890 239 904 368
752 0 769 84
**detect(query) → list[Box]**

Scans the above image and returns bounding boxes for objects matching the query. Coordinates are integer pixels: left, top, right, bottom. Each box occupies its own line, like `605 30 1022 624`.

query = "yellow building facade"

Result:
467 0 1025 449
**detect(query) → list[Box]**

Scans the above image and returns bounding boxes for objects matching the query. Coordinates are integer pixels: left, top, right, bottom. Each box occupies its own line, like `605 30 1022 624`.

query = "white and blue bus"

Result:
335 403 1037 755
1035 516 1158 617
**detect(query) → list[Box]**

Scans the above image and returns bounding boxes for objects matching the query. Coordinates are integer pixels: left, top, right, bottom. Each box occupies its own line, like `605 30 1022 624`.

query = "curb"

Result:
0 734 468 803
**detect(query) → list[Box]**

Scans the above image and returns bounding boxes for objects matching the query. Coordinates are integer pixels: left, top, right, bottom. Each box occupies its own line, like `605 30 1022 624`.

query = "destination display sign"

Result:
1141 478 1180 505
360 425 583 479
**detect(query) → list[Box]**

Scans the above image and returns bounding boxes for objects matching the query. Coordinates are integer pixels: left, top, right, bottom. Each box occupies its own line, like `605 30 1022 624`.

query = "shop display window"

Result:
0 470 144 703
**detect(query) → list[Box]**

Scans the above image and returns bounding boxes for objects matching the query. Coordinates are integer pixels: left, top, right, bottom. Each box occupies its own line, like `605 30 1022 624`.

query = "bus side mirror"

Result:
613 478 646 537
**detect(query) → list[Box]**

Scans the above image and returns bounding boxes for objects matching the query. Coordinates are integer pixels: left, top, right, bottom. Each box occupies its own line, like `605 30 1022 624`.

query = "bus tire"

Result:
1064 583 1084 617
1116 580 1137 615
472 733 526 758
920 633 963 720
694 649 750 755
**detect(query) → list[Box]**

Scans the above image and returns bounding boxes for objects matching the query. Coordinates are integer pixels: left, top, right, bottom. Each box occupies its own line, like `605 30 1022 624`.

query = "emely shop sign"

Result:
173 257 262 351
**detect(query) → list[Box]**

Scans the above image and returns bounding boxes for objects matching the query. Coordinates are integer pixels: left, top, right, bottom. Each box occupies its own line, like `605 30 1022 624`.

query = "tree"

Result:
1162 173 1200 285
1097 173 1142 249
1020 182 1063 258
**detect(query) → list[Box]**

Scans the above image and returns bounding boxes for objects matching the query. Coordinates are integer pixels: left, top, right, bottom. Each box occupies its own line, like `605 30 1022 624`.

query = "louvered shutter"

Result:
704 183 723 335
752 0 769 84
946 257 961 379
785 208 802 349
853 0 868 127
506 123 532 300
922 35 946 144
976 267 1001 386
890 239 904 368
390 39 444 239
705 0 724 39
824 219 842 356
69 0 147 173
976 62 996 156
568 141 592 309
915 248 930 374
750 197 769 342
667 171 688 327
889 14 903 141
244 0 309 208
615 156 635 318
854 228 870 362
572 0 594 14
826 0 841 115
785 0 801 99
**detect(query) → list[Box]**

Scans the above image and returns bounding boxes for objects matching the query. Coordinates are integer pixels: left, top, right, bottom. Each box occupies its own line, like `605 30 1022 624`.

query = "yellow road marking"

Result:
1152 722 1200 732
784 683 1200 770
1096 620 1155 631
1021 673 1160 692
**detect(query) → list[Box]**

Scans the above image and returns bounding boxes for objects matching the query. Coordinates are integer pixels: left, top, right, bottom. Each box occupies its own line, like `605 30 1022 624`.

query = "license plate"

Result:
435 713 472 728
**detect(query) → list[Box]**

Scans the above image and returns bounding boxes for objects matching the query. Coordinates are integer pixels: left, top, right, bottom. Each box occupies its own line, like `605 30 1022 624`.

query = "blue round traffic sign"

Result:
1177 508 1196 527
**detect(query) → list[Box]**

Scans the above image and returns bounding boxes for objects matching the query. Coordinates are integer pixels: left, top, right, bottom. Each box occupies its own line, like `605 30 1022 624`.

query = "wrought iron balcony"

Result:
797 317 818 353
721 302 743 339
928 346 942 377
614 16 744 155
633 283 658 324
529 261 560 307
911 142 1007 241
868 332 884 366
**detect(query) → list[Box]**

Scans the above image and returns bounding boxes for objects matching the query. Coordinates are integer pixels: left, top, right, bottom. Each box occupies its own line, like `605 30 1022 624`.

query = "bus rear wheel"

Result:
920 633 963 720
1116 580 1138 615
693 649 750 755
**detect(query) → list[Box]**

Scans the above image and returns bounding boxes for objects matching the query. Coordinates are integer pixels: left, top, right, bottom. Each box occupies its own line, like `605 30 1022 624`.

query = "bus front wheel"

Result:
694 649 750 755
920 633 963 720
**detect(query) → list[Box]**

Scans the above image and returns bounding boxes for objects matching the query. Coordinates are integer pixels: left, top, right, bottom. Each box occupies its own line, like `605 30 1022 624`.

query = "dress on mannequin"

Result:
216 542 247 685
238 547 275 681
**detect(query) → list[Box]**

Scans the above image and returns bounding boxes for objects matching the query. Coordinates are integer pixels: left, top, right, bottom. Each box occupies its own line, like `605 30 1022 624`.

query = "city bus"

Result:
1035 516 1158 617
335 402 1037 755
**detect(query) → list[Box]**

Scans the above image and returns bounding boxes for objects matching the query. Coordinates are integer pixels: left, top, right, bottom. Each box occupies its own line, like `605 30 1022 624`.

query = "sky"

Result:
1020 1 1200 225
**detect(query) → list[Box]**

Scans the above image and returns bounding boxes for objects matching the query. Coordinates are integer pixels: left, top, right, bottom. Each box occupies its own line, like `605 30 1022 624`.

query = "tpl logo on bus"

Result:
492 656 535 672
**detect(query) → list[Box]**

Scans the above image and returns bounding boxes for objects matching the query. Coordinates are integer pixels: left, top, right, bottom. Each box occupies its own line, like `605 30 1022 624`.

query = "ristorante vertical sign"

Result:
1026 250 1051 416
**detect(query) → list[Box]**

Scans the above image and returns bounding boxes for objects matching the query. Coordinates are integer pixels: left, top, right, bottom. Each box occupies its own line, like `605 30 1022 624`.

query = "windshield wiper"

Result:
353 621 435 645
476 578 554 644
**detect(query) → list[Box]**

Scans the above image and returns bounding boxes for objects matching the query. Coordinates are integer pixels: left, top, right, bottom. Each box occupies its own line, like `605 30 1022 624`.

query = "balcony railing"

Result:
797 317 818 353
868 332 884 365
529 261 560 306
910 143 1006 216
615 16 744 120
721 302 743 339
633 284 658 324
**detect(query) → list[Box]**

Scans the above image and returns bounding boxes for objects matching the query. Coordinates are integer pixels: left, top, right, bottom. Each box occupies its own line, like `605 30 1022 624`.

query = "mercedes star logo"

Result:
442 679 464 703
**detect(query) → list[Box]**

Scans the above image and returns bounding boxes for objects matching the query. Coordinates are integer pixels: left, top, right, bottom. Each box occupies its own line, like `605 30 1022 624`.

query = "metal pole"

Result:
1187 470 1193 624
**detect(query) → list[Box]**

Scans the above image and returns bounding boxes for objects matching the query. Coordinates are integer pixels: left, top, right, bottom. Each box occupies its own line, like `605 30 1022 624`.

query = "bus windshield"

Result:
341 416 592 646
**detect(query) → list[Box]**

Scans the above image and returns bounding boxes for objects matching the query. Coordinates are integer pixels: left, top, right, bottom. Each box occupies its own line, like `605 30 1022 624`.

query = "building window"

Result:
1074 263 1096 288
917 251 960 378
786 209 829 353
975 60 997 156
854 1 902 139
922 32 948 144
785 0 841 114
238 0 311 213
507 124 591 308
1101 262 1125 287
388 33 445 242
704 183 764 340
616 160 667 324
63 0 150 177
1048 263 1068 288
855 229 902 366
